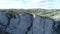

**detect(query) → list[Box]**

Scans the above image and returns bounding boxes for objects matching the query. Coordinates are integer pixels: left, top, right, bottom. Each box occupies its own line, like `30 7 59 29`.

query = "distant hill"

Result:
0 9 60 18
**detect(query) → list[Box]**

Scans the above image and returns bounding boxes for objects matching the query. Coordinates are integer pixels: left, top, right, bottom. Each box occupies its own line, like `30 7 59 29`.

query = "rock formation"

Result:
0 12 59 34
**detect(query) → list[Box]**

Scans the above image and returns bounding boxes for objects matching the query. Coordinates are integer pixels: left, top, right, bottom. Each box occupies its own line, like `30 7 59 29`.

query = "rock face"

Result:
16 13 33 34
0 12 60 34
6 17 20 34
44 19 54 34
0 12 8 30
6 13 33 34
33 16 45 34
33 16 55 34
0 12 12 34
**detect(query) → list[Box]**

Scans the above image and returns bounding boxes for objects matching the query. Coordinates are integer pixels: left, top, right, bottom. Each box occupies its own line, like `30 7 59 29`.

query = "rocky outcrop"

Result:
0 12 8 30
33 16 45 34
6 16 19 34
0 12 60 34
33 16 55 34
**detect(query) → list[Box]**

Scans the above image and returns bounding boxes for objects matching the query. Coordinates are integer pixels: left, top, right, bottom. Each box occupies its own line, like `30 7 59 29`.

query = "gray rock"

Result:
6 15 20 34
33 16 54 34
33 16 45 34
0 13 57 34
6 13 33 34
0 12 8 26
16 13 33 34
0 12 8 30
44 19 54 34
0 26 5 34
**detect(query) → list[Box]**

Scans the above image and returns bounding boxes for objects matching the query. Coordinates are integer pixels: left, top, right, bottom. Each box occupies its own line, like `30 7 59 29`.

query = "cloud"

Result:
39 0 60 9
0 0 60 9
0 0 42 9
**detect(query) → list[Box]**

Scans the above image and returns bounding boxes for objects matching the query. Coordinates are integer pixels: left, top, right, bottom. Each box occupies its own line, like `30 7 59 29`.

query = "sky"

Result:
0 0 60 9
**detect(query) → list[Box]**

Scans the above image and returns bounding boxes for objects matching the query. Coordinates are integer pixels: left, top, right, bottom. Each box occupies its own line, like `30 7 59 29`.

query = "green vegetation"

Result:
0 9 60 18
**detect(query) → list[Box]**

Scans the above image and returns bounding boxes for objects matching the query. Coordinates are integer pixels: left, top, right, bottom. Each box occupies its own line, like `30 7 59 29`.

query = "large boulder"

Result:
6 15 20 34
16 13 33 34
0 12 8 30
6 13 33 34
0 12 8 26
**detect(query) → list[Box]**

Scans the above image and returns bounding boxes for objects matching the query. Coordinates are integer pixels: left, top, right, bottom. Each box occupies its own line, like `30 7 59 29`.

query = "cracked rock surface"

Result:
0 12 60 34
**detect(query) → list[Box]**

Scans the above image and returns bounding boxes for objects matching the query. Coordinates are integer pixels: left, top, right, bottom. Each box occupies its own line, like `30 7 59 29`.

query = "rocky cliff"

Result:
0 12 60 34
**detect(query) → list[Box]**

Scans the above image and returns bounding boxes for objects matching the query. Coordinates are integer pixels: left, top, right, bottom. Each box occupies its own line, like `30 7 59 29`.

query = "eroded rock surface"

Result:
16 13 33 34
6 16 20 34
0 12 59 34
44 19 54 34
33 16 45 34
0 12 8 30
